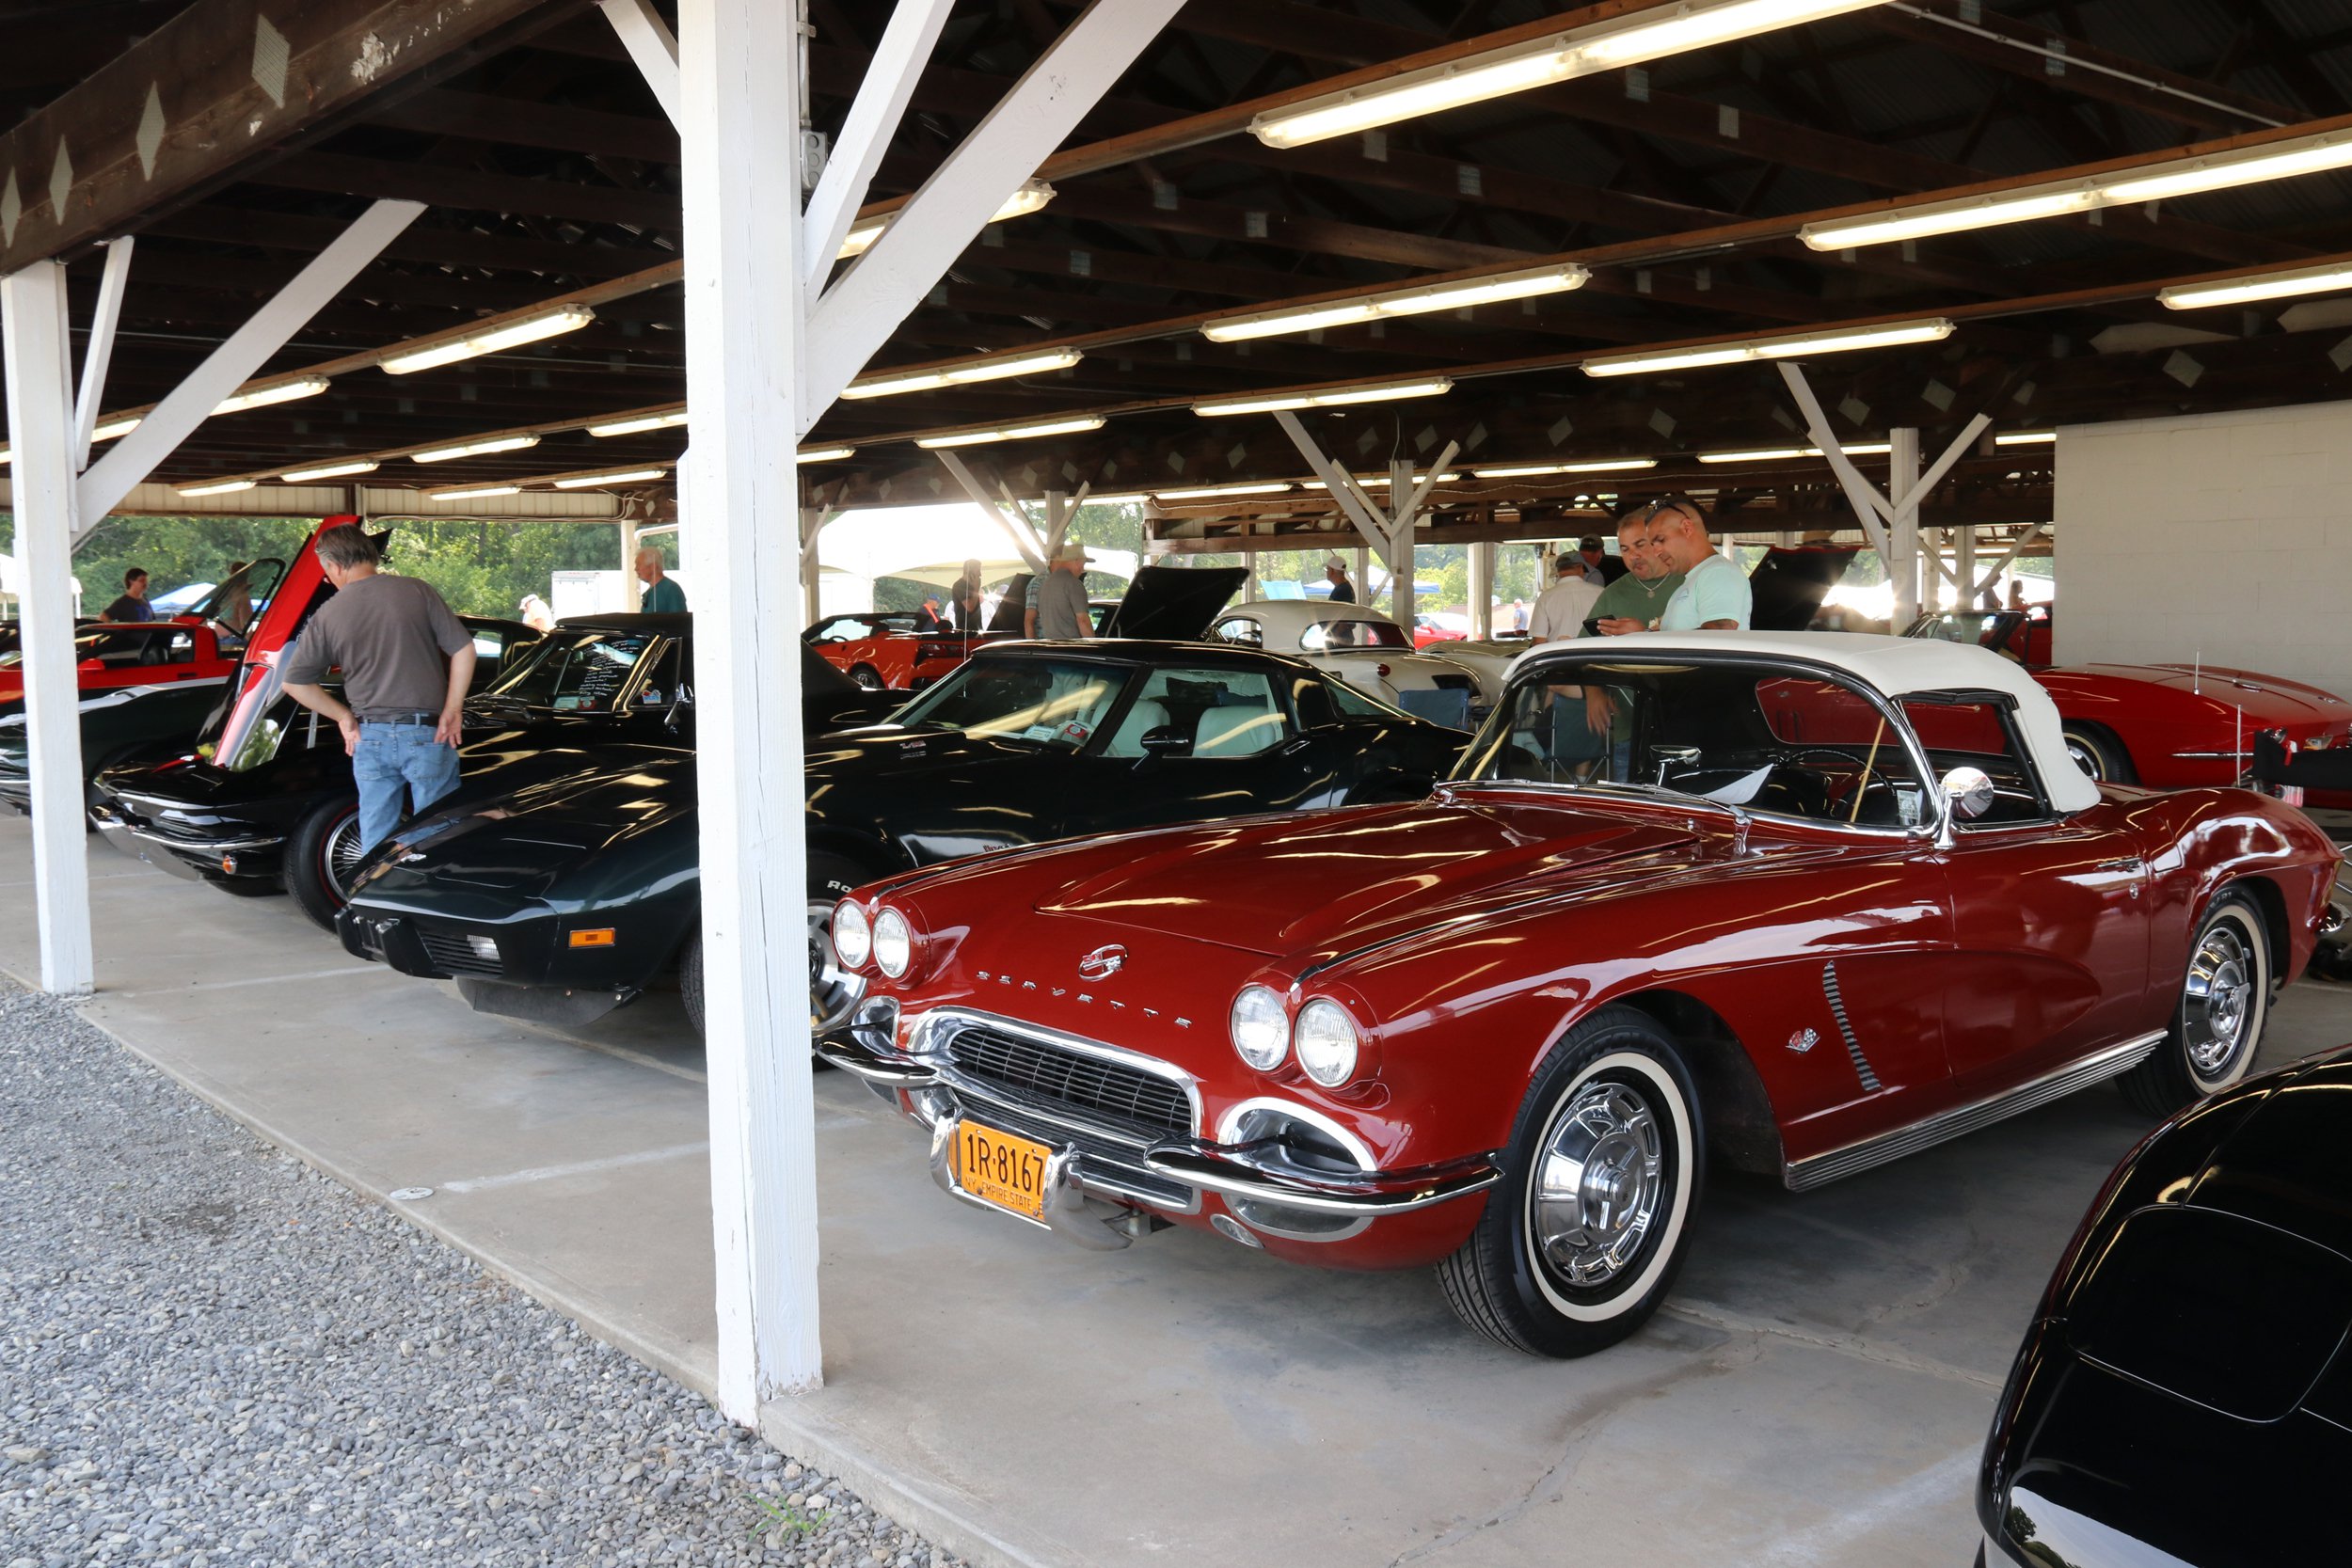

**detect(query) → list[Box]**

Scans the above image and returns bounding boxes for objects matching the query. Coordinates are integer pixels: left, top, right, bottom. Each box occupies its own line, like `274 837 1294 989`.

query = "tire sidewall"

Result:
2060 724 2125 784
284 794 362 929
2177 896 2269 1095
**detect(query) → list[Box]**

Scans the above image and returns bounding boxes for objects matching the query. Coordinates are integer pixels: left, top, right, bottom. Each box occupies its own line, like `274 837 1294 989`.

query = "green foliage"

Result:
746 1495 831 1542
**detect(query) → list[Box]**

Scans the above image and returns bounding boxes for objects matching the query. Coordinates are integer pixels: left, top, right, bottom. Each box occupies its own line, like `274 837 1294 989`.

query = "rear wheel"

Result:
2061 723 2134 785
675 852 870 1041
2119 893 2270 1119
283 794 367 931
1438 1006 1703 1357
849 664 885 691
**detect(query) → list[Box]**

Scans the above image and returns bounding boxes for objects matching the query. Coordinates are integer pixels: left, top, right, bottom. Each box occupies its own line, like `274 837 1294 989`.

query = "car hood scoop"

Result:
1030 796 1701 956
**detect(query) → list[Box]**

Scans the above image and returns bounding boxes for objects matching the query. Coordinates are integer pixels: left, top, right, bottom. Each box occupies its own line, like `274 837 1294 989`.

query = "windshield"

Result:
1457 657 1931 830
485 630 654 711
1906 611 2021 652
893 656 1130 748
1301 618 1409 652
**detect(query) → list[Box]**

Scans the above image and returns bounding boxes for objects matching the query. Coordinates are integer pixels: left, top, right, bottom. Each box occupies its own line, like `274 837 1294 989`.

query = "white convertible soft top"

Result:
1515 629 2101 813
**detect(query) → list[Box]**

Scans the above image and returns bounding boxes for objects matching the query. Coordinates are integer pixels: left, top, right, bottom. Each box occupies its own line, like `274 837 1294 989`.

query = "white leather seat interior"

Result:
1104 698 1173 756
1194 704 1283 756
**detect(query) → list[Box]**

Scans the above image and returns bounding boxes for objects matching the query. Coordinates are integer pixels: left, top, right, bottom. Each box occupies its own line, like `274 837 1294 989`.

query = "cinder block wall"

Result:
2055 401 2352 698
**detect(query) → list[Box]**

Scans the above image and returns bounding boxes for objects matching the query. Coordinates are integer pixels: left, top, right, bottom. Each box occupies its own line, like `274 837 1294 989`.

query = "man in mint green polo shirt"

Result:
635 545 688 613
1646 495 1750 630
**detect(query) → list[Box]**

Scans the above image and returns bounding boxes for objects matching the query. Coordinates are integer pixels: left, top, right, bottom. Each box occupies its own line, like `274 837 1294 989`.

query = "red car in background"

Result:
1906 609 2352 801
809 592 1025 691
0 559 285 708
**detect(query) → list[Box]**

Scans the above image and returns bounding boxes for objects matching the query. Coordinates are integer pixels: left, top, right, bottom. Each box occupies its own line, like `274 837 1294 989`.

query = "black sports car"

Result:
337 639 1470 1035
1978 1041 2352 1567
93 614 882 929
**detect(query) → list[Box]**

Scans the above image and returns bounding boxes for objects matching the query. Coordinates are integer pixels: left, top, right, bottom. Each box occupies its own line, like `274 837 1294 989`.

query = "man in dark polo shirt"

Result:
280 526 477 851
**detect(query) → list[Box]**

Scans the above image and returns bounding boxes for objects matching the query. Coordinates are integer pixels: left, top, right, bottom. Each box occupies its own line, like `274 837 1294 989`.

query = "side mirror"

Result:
1942 765 1994 821
1139 726 1190 757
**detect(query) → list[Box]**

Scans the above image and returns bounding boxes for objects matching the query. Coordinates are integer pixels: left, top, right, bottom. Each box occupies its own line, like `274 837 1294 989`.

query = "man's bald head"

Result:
1643 497 1711 572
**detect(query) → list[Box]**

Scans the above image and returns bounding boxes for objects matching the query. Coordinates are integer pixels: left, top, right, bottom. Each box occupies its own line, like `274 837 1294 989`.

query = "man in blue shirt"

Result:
1645 496 1750 631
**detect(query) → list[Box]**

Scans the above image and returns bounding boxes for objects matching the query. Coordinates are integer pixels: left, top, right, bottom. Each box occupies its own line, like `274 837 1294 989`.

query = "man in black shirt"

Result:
1323 555 1357 604
102 568 155 623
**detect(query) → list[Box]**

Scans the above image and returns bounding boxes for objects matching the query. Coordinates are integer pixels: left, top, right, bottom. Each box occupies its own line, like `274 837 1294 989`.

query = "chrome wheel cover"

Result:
2184 922 2256 1079
323 811 370 901
1531 1080 1664 1290
805 898 866 1032
2064 736 2105 782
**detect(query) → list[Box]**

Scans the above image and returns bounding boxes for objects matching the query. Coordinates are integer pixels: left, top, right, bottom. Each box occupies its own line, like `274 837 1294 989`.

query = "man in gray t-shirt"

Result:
281 525 478 851
1023 542 1095 640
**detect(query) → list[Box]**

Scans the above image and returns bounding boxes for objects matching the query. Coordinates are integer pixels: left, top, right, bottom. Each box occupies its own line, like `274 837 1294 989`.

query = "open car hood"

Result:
1098 564 1248 641
1748 546 1859 633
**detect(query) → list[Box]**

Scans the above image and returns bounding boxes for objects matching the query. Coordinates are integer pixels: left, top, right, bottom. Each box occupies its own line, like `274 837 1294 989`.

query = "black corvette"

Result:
337 639 1470 1034
1978 1041 2352 1567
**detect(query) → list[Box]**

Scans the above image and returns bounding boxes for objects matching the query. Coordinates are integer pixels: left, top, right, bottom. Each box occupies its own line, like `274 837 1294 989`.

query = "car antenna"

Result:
2193 653 2201 696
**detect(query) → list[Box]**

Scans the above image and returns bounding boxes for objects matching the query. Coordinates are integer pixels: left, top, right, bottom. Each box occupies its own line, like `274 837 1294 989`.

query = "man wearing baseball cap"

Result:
1025 540 1095 640
1323 555 1357 604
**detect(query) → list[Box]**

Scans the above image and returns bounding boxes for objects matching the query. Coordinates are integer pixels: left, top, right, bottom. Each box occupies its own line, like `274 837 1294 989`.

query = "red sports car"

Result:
818 632 2341 1356
1905 609 2352 799
0 562 284 708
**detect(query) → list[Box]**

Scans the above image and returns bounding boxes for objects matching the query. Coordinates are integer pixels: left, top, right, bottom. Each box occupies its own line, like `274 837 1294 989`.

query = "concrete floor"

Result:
8 814 2351 1568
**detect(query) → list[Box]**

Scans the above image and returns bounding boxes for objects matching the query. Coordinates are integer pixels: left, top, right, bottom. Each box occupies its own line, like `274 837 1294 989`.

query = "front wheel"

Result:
2061 723 2133 785
849 664 885 691
2119 893 2270 1119
1437 1006 1703 1357
675 853 870 1040
283 794 367 932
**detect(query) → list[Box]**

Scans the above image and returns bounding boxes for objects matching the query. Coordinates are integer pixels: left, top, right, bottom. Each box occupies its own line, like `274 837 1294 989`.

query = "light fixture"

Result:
551 467 667 489
430 483 523 501
1471 457 1658 478
410 434 541 464
175 478 258 497
1804 125 2352 251
1154 481 1295 499
214 376 330 415
1697 441 1894 463
382 304 596 374
1994 430 2057 447
842 346 1082 400
1301 472 1460 489
836 181 1056 260
796 445 857 463
587 408 689 438
2160 260 2352 310
1082 492 1150 505
914 415 1106 450
281 459 381 482
1192 376 1454 419
1250 0 1890 149
1201 263 1589 343
0 449 11 466
91 416 141 441
1583 319 1952 377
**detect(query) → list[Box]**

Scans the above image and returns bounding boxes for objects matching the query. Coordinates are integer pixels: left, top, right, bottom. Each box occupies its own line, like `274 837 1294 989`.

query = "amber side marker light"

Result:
569 929 617 948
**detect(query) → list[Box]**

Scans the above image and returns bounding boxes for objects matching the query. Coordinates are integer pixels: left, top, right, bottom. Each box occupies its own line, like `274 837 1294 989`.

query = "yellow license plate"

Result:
956 1121 1052 1222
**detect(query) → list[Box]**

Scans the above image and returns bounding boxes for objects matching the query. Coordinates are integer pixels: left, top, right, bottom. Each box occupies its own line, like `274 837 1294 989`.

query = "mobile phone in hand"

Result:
1581 617 1603 637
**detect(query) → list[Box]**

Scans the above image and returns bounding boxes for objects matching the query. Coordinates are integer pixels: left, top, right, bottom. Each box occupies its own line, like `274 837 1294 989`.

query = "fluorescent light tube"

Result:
1251 0 1888 149
551 467 667 489
1202 264 1587 343
1193 376 1454 418
1302 472 1459 489
382 305 596 374
1472 458 1658 478
835 182 1057 260
214 376 330 415
2102 133 2352 204
1698 442 1892 463
1155 482 1295 499
281 459 381 482
410 434 541 464
430 483 523 501
175 478 258 497
1802 189 2097 251
842 347 1082 400
914 415 1106 450
587 409 689 437
796 446 857 463
2160 261 2352 310
1994 430 2057 446
1584 319 1951 377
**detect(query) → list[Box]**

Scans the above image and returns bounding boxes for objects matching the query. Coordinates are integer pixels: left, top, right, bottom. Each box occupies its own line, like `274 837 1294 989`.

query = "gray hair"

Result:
315 526 379 570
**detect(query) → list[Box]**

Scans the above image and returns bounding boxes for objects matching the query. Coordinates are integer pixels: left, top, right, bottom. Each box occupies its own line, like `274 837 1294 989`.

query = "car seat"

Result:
1195 701 1282 756
1106 698 1173 756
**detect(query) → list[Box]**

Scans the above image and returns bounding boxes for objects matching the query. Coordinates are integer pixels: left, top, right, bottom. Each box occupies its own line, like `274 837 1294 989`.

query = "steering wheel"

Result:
1781 746 1901 821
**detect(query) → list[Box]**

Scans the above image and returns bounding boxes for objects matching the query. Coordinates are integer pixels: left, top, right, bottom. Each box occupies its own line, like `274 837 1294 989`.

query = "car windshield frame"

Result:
891 653 1140 751
1451 647 1949 841
483 628 657 713
1903 610 2028 655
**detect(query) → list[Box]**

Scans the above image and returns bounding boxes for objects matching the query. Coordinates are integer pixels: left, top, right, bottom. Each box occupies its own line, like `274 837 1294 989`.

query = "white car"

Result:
1205 600 1492 725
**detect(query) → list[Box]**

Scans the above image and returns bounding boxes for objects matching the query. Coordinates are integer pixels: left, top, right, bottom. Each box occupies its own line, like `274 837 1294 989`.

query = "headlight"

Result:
873 907 913 978
832 900 871 970
1230 984 1288 1070
1294 999 1359 1087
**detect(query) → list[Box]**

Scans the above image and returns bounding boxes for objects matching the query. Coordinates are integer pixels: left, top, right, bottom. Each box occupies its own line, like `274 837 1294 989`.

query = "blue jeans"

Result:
353 722 461 851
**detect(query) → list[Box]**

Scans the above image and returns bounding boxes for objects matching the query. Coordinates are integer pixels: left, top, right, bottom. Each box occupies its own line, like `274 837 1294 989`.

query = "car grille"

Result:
418 927 503 978
945 1023 1191 1140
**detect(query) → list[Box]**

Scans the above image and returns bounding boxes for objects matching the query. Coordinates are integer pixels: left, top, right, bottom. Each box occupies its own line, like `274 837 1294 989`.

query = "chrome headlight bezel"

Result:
1294 998 1361 1087
872 907 913 978
1230 984 1289 1071
832 899 872 970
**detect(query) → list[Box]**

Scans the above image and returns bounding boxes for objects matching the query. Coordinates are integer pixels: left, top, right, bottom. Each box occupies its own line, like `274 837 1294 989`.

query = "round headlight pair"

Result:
831 901 913 978
1228 986 1360 1087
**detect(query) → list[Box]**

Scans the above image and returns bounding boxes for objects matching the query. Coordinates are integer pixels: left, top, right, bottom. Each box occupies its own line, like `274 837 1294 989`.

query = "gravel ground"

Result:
0 982 970 1568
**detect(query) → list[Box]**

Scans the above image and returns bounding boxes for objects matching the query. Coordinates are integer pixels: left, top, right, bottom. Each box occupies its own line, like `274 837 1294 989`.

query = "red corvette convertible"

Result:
818 633 2342 1356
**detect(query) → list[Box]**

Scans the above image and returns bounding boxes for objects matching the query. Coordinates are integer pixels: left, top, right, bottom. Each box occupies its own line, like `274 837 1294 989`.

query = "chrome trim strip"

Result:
1785 1031 2166 1192
923 1006 1205 1136
813 1033 940 1087
1143 1145 1501 1215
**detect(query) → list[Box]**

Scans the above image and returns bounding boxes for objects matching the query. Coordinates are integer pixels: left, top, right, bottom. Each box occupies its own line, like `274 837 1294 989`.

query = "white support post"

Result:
1354 546 1371 607
678 0 820 1412
599 0 683 127
72 236 134 469
79 199 426 531
934 451 1046 571
1272 410 1390 557
1468 542 1494 640
1 261 93 995
618 515 643 611
800 0 957 289
801 0 1188 418
1889 428 1922 628
1039 490 1073 559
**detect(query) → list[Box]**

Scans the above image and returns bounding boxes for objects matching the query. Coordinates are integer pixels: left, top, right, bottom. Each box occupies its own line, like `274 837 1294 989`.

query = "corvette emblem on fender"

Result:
1788 1027 1820 1054
1077 944 1127 981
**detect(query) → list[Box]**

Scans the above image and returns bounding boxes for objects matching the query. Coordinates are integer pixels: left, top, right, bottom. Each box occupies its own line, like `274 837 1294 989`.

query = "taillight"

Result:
917 640 961 662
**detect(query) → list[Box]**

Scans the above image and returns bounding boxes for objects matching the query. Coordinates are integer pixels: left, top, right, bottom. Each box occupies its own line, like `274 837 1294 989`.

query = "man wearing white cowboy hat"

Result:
1323 554 1357 604
1025 539 1096 640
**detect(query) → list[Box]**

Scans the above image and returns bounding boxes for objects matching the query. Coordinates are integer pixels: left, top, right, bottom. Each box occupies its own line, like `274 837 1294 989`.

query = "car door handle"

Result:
1279 736 1313 754
2095 856 2145 873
